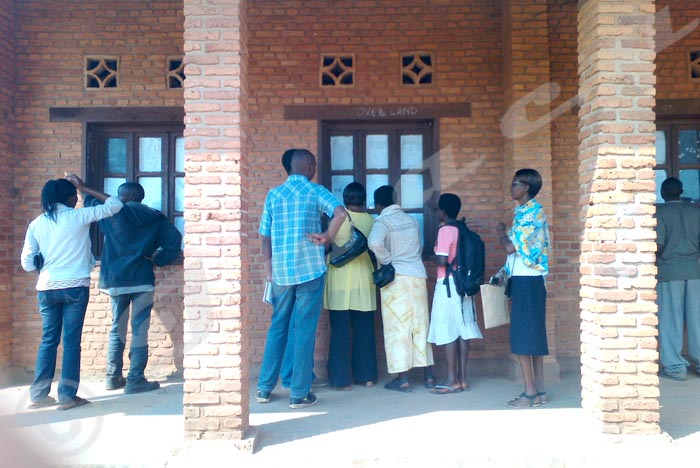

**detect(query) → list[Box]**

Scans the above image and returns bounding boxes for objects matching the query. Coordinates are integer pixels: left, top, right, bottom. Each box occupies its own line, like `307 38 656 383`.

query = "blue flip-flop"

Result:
430 384 463 395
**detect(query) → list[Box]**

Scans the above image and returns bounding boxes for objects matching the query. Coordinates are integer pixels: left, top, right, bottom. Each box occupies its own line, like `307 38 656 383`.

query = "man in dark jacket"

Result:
85 182 182 394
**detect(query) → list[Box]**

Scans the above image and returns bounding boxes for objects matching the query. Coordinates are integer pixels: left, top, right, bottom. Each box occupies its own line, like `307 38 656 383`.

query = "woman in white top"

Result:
368 185 435 393
21 175 123 411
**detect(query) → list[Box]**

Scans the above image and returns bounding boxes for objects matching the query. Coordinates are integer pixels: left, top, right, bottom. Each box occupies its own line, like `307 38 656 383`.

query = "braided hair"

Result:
41 179 77 222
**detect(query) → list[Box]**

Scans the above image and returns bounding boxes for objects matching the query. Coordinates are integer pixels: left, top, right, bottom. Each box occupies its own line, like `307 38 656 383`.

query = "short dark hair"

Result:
290 148 316 173
661 177 683 198
118 182 145 202
343 182 366 206
514 168 543 198
281 149 295 175
374 185 395 208
438 193 461 219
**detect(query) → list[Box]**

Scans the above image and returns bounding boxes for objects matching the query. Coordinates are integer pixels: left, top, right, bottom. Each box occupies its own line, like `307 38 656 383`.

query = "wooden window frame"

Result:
318 120 439 256
86 122 185 257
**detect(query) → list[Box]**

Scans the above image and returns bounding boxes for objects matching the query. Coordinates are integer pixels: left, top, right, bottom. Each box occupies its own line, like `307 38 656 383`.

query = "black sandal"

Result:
506 392 541 408
384 378 411 393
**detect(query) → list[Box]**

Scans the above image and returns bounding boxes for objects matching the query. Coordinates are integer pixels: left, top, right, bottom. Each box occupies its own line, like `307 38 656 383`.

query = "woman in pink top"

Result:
427 193 482 394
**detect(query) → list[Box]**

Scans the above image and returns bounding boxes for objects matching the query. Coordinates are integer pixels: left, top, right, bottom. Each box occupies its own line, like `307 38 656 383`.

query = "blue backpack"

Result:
442 219 485 297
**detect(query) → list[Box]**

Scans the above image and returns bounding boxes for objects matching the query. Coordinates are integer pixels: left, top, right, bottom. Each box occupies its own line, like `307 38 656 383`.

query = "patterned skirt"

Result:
380 274 434 374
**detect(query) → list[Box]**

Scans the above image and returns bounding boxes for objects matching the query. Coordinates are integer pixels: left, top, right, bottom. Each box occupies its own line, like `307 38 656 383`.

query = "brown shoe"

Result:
57 396 90 411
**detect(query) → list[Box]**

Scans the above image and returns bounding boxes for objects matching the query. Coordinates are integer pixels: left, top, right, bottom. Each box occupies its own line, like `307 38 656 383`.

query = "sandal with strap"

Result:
506 392 541 408
384 378 411 393
430 384 463 395
28 396 57 409
57 396 90 411
537 391 549 404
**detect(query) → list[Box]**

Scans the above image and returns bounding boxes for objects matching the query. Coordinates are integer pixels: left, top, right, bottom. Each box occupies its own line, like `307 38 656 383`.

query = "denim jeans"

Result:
258 275 325 399
657 279 700 373
30 287 89 404
106 291 154 382
280 324 316 388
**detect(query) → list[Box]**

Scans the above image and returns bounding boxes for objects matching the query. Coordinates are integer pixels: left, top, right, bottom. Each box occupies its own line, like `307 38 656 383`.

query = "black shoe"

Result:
124 378 160 394
106 375 126 390
289 393 317 409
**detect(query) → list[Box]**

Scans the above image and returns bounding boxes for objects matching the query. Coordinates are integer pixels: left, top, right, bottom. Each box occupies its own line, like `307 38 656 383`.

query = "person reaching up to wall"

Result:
21 175 123 411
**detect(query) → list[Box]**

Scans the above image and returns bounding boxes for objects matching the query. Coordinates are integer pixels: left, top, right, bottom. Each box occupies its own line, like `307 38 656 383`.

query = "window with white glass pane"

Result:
87 124 185 256
320 121 435 252
655 123 700 203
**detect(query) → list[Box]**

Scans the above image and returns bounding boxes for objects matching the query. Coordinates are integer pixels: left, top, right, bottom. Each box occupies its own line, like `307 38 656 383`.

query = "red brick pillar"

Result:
0 0 16 378
182 0 250 441
578 0 660 434
501 0 558 378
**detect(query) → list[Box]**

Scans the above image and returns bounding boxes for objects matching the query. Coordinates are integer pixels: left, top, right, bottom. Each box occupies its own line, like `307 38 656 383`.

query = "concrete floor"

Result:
1 371 699 467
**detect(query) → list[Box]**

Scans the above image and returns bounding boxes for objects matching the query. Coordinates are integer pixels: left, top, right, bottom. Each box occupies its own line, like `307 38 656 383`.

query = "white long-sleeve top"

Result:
21 197 123 291
367 204 427 279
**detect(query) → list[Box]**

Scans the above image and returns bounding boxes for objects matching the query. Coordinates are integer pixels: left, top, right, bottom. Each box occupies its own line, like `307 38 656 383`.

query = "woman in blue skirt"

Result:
497 168 551 408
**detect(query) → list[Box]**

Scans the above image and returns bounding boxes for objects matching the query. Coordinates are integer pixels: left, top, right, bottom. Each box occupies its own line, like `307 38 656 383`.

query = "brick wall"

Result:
656 1 700 99
0 0 15 374
13 0 697 389
12 0 185 378
500 0 558 372
548 0 582 365
577 0 659 435
245 0 512 373
182 0 250 441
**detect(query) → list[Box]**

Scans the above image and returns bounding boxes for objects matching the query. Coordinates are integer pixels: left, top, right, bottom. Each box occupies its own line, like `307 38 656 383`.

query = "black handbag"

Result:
329 214 368 268
372 263 395 288
33 253 44 270
504 277 513 299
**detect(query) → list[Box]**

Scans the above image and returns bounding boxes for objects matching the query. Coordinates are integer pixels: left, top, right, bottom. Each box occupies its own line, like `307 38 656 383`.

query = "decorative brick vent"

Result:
320 54 354 87
690 49 700 79
167 56 185 89
401 52 434 85
85 56 119 89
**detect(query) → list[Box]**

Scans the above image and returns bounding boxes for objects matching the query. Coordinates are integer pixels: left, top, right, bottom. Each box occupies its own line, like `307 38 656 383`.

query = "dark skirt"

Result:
509 276 548 356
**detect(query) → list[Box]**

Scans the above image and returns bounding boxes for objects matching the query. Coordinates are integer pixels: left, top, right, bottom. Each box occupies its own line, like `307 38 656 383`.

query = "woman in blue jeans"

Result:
21 175 122 411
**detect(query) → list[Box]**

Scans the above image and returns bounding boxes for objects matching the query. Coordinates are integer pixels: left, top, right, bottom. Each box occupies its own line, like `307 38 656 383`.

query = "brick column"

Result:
182 0 250 441
0 0 16 379
501 0 558 378
578 0 659 434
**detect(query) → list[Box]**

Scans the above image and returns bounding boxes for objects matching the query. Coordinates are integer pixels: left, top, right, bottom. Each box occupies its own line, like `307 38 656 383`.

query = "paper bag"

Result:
480 284 510 329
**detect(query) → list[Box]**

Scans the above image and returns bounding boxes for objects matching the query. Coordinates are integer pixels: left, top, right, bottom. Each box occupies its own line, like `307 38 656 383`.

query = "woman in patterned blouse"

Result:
497 168 551 408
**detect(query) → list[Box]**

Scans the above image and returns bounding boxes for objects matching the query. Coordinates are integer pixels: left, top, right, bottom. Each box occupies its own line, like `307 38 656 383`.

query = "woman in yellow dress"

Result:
324 182 378 389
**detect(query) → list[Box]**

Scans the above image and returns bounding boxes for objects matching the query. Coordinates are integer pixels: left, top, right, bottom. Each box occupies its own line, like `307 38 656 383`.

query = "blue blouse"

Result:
506 198 550 276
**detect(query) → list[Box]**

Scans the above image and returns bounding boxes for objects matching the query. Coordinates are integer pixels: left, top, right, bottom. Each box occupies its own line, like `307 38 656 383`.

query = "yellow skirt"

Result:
380 275 434 374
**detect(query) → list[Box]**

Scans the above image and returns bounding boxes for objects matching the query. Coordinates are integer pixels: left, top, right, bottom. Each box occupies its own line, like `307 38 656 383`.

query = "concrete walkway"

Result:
1 371 698 467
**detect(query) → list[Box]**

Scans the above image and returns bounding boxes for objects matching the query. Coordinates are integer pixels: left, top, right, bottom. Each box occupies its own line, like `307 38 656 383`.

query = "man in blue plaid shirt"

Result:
256 149 347 409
